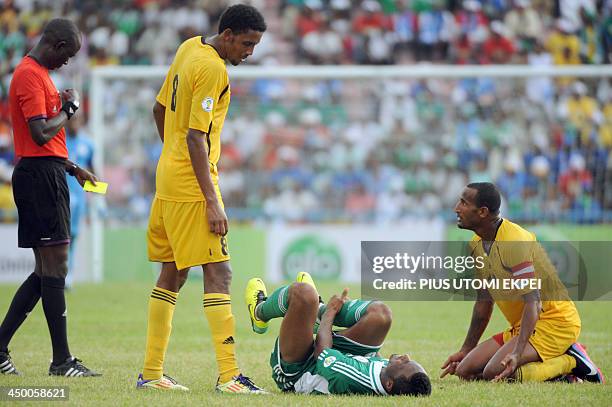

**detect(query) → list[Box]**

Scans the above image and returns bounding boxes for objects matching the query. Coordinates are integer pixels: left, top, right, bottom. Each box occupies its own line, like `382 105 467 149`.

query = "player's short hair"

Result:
467 182 501 215
390 372 432 397
218 4 267 34
41 18 79 45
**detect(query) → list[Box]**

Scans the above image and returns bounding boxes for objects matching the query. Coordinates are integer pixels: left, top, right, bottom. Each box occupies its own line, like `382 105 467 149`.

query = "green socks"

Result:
318 299 372 327
256 285 372 328
256 285 289 321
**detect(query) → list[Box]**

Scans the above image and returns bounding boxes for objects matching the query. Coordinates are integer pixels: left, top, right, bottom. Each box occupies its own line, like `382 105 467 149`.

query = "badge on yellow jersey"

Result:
202 97 214 112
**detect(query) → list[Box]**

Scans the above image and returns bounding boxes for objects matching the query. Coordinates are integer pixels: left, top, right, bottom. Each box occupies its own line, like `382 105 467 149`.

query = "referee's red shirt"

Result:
9 56 68 158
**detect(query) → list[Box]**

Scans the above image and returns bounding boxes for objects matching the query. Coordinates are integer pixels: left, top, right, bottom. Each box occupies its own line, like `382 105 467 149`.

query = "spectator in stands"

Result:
561 81 599 143
547 19 581 65
526 40 555 109
353 0 392 35
452 32 477 64
302 18 343 64
503 0 542 52
577 8 604 64
496 153 527 212
416 0 456 61
296 1 322 39
345 183 376 222
559 0 596 32
455 0 489 44
392 0 417 60
559 153 593 208
481 21 516 64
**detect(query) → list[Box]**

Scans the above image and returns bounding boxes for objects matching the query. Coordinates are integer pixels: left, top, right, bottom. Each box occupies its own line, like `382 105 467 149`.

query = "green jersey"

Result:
294 348 389 395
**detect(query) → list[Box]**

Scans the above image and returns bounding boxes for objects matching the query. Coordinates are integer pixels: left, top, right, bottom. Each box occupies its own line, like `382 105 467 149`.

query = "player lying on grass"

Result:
245 272 431 396
441 182 604 384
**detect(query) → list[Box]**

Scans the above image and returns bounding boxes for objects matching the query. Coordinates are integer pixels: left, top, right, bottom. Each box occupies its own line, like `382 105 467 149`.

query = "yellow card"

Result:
83 181 108 194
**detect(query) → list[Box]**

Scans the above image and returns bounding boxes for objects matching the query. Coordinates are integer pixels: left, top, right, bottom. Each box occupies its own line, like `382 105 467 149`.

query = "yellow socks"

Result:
203 293 240 383
142 287 178 380
516 355 576 382
142 289 240 383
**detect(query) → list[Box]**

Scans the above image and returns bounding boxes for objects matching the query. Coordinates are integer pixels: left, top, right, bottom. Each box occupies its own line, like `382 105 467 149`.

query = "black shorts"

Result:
12 157 71 248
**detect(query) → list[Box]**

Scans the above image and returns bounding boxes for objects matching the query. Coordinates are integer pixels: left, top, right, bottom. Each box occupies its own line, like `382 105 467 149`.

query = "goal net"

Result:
88 64 612 281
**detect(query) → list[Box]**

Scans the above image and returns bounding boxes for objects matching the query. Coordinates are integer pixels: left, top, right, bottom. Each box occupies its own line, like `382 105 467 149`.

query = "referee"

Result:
0 19 99 377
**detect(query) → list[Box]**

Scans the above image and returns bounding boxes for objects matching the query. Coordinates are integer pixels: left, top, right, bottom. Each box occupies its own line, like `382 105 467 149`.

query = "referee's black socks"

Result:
41 276 71 365
0 272 41 352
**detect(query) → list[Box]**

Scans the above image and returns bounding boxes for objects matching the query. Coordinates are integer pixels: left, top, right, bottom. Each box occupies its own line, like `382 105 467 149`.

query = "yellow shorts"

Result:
497 319 581 360
147 197 230 270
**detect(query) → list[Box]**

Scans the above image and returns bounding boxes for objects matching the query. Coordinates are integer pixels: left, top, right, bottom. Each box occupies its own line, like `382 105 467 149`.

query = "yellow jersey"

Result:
546 32 580 65
155 36 231 201
469 219 580 329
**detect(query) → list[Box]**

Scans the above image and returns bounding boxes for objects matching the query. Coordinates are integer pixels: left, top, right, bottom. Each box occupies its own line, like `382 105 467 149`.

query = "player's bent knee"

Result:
481 365 499 381
455 361 477 380
366 302 392 327
288 282 319 308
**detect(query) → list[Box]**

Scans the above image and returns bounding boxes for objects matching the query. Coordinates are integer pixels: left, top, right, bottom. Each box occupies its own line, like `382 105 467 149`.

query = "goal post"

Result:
89 64 612 282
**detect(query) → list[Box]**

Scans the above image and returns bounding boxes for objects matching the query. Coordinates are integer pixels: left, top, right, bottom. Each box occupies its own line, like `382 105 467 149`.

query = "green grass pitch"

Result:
0 279 610 406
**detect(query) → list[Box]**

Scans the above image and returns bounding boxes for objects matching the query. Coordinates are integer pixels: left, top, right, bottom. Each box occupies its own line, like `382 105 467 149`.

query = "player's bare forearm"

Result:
314 289 348 358
186 128 228 235
461 295 494 352
314 312 335 359
512 293 540 357
153 101 165 143
186 128 217 203
27 113 69 146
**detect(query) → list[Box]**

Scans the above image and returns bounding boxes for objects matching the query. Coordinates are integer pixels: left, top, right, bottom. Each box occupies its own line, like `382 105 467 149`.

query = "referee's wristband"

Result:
67 163 78 176
61 100 79 120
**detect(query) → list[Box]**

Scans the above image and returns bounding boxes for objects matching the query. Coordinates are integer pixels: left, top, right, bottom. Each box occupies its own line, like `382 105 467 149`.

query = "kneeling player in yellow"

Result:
441 182 604 384
246 272 432 396
135 5 267 393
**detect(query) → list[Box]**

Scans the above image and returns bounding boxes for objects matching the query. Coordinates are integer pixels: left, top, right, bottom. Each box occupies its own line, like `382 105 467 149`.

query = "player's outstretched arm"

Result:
441 289 493 378
314 288 348 359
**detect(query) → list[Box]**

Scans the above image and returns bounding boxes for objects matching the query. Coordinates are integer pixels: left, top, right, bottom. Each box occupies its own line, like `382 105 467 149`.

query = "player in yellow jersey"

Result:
441 182 604 384
135 4 267 393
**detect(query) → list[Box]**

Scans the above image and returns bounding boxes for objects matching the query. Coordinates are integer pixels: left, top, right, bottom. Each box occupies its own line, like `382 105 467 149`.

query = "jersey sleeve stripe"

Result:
27 114 47 121
205 121 212 156
219 84 229 100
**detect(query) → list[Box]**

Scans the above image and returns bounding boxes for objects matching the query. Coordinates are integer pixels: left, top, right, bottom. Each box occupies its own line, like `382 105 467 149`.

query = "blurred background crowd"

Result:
0 0 610 224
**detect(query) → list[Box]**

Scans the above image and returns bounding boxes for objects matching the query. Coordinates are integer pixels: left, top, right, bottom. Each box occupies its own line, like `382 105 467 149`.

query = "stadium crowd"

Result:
0 0 610 223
